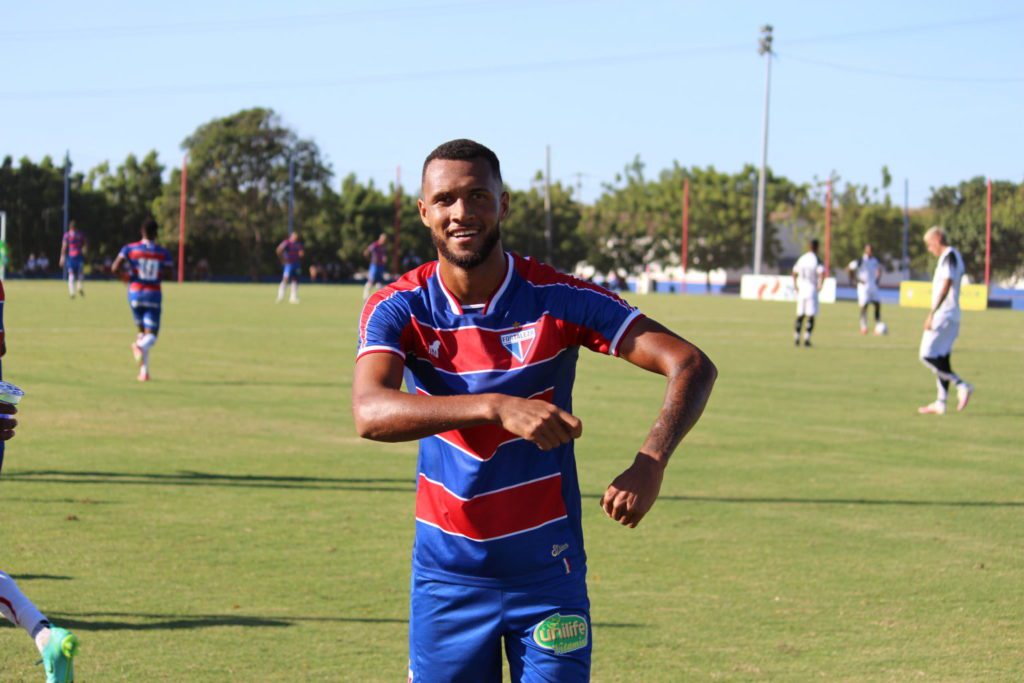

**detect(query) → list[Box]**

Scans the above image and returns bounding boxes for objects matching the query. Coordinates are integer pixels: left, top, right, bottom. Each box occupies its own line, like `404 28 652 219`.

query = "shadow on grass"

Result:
9 574 73 581
2 470 414 493
583 493 1024 508
44 611 638 632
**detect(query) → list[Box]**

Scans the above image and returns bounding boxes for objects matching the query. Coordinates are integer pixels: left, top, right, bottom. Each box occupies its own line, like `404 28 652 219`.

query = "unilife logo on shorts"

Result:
532 613 589 654
500 327 536 362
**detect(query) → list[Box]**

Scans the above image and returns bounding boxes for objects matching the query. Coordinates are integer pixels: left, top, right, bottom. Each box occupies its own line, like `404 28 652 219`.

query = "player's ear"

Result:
417 198 430 227
498 191 510 221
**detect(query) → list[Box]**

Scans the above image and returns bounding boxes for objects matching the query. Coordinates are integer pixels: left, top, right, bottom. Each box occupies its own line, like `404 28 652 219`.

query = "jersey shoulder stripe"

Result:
356 262 435 356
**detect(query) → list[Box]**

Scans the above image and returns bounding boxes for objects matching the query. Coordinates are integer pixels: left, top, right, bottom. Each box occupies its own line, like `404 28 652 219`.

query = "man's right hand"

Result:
491 395 582 451
0 403 18 441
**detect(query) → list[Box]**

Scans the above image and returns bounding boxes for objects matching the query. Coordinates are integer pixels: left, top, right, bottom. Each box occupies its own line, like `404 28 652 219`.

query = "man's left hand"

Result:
924 312 934 331
600 453 665 528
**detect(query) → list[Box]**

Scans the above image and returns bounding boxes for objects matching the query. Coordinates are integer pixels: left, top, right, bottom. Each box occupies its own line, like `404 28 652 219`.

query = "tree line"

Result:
2 107 1021 284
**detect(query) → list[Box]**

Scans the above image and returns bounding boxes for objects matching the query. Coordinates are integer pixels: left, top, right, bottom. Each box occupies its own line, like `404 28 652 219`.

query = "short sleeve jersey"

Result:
357 252 644 587
367 242 388 267
849 255 880 289
118 241 173 303
932 247 964 322
62 231 85 258
279 239 303 265
793 252 824 298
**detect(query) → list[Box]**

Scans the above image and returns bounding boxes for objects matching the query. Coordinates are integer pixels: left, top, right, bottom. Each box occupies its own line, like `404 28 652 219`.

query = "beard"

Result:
433 223 502 270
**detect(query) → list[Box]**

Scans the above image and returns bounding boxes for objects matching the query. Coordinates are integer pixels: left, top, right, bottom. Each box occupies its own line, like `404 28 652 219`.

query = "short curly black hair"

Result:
141 217 159 240
422 139 501 185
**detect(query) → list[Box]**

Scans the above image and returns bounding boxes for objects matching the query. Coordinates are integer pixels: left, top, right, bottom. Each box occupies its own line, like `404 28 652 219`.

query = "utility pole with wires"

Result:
753 24 773 275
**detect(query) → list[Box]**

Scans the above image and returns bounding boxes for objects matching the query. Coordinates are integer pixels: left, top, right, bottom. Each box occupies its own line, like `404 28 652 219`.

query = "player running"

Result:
0 279 80 682
276 232 304 304
918 226 973 415
792 238 825 347
111 218 174 382
58 221 86 299
362 233 389 301
847 244 883 335
352 139 717 682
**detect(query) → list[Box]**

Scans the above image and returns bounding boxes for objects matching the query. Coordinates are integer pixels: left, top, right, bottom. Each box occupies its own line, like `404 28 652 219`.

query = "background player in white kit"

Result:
918 227 973 415
847 243 883 335
792 239 824 347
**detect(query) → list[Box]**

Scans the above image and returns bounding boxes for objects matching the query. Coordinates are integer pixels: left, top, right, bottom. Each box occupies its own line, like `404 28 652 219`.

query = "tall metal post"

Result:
0 212 6 281
544 145 553 267
902 179 910 279
824 177 832 275
985 177 992 290
288 156 296 236
393 165 402 275
681 177 690 287
63 151 71 234
753 25 773 275
178 154 188 283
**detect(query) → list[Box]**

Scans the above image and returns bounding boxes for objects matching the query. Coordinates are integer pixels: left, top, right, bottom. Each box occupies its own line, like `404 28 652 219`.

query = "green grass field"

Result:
0 280 1021 682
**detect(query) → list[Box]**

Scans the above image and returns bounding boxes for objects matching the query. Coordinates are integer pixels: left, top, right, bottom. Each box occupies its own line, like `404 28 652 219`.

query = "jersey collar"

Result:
436 251 514 316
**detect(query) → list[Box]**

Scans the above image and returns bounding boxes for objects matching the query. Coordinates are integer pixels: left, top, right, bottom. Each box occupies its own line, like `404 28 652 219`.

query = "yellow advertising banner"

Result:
899 281 988 311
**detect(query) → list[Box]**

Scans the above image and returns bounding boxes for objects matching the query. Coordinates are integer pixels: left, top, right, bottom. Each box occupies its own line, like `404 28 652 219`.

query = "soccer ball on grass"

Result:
874 321 888 336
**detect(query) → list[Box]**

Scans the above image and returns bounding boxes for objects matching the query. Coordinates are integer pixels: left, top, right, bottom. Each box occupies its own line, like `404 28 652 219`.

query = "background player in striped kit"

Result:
918 226 974 415
58 220 86 299
847 243 883 335
362 233 389 301
276 232 304 304
0 278 80 682
792 239 825 347
353 139 716 682
111 218 174 382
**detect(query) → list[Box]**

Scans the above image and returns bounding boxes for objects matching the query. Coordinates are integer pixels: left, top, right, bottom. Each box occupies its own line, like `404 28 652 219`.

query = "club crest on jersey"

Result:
500 326 536 362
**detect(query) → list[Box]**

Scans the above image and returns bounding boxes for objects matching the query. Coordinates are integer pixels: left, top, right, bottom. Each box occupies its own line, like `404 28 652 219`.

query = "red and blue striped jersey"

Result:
357 252 644 587
279 239 303 265
118 241 172 300
62 231 85 258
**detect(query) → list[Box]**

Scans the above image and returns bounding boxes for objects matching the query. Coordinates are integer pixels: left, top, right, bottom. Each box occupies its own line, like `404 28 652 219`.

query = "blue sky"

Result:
3 0 1022 206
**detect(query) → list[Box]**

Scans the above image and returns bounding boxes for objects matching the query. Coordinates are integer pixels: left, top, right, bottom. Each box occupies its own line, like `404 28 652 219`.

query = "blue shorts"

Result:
368 263 386 285
409 568 591 683
130 301 161 332
66 257 83 278
283 263 300 281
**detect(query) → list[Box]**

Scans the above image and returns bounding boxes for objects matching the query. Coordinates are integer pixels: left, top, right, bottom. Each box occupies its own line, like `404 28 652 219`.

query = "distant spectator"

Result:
195 258 211 281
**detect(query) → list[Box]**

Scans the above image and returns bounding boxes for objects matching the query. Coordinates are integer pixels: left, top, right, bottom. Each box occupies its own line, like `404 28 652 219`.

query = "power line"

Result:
0 0 591 42
778 52 1024 83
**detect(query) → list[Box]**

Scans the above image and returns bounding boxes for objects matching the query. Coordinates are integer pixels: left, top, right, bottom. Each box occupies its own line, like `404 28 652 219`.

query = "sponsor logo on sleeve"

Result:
532 613 589 654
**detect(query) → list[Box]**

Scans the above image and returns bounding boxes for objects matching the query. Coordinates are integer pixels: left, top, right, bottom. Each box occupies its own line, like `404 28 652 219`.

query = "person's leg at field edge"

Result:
0 570 79 680
409 574 503 683
503 568 592 683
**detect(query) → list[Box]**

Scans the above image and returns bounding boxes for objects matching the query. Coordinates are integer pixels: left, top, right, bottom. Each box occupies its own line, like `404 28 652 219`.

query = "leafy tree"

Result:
155 107 332 279
928 177 1024 283
502 173 584 270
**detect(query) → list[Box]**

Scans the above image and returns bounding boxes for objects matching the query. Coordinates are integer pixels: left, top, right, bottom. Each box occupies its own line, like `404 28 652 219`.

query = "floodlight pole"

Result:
902 179 910 280
544 145 553 267
288 156 295 237
178 154 188 283
0 211 6 281
985 177 992 290
753 25 773 275
824 177 832 275
63 151 71 234
393 165 402 275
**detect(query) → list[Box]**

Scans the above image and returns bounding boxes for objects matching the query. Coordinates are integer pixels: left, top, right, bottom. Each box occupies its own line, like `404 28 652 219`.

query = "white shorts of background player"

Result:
796 295 819 317
857 285 880 308
919 317 959 358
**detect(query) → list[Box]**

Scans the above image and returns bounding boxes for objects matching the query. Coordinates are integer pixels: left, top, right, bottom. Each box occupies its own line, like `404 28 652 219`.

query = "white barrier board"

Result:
740 274 837 303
